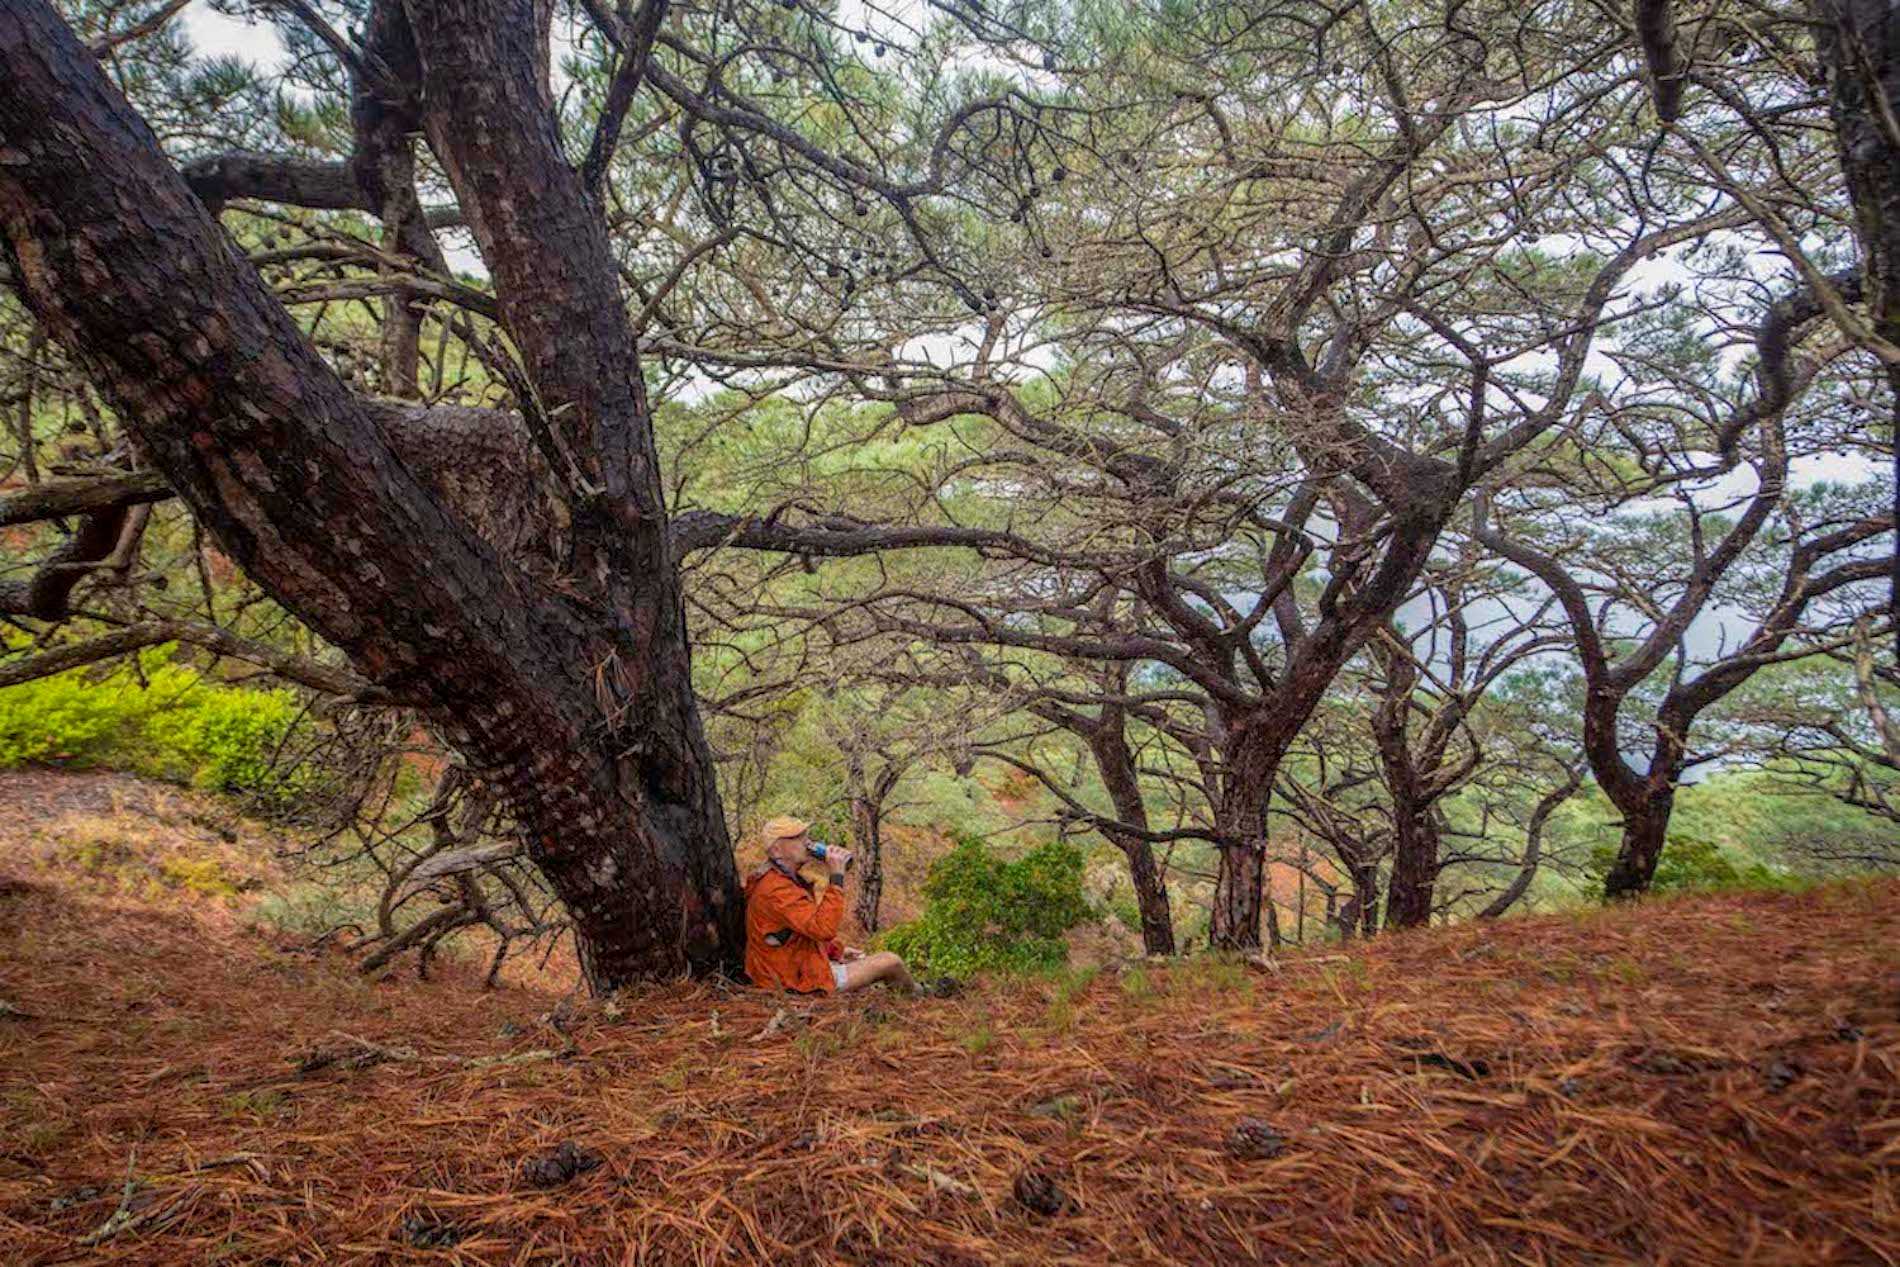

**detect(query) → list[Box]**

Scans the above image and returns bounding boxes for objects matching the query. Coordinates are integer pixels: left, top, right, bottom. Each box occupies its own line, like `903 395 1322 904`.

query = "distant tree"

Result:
849 1 1756 948
1477 289 1893 897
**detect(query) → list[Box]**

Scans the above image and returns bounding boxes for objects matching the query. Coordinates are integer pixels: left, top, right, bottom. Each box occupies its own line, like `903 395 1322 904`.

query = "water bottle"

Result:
808 840 849 868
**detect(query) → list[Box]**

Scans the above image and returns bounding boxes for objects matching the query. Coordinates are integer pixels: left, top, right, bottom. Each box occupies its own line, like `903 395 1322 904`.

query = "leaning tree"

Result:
0 0 1055 989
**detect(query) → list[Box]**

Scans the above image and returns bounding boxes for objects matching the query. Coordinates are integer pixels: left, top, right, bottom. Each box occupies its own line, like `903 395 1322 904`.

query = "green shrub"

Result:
881 836 1094 977
1587 834 1784 896
0 647 313 812
144 676 308 807
0 664 151 767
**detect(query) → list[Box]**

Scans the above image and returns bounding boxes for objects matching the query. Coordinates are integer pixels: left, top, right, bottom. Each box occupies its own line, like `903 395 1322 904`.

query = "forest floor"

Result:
0 772 1897 1265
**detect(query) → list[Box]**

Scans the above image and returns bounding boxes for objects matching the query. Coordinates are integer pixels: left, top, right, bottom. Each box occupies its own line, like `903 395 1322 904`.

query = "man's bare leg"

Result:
838 951 918 994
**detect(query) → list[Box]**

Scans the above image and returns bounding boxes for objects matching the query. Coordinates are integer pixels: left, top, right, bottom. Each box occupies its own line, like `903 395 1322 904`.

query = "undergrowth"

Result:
880 836 1094 977
0 645 313 813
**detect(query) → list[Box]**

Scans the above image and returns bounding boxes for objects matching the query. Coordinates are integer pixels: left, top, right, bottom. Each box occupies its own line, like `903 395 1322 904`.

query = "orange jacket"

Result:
744 865 844 994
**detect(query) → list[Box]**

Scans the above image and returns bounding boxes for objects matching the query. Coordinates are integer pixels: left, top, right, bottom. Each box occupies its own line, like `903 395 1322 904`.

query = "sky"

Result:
182 3 276 64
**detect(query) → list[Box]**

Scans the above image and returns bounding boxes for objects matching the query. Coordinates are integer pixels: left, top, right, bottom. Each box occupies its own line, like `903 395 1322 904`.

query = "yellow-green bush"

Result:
0 664 153 767
0 648 310 810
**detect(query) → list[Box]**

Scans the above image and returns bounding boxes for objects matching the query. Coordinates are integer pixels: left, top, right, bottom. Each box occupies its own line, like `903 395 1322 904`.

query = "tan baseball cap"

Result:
760 815 810 843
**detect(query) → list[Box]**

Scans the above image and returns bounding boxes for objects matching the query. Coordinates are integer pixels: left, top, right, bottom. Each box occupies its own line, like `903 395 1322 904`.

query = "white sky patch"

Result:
182 2 283 68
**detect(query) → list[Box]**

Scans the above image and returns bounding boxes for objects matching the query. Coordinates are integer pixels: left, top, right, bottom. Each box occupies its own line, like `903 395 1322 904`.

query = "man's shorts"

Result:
831 962 849 991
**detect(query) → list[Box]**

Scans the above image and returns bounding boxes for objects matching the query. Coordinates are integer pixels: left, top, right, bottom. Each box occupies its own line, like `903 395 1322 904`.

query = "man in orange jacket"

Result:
745 815 917 995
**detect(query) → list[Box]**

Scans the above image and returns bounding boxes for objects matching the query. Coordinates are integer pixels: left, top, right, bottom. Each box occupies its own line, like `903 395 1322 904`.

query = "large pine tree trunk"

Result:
1210 841 1265 950
0 0 742 990
1208 717 1286 952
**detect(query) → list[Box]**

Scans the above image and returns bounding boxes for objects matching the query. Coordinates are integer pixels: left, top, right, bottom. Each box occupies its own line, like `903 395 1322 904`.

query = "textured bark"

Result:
1634 0 1687 122
1382 810 1441 930
1601 793 1674 901
1210 840 1266 949
1332 862 1382 940
1085 707 1175 955
180 150 368 215
1813 0 1900 649
399 0 741 986
1373 647 1439 930
0 0 741 990
845 752 895 933
0 469 171 527
1205 500 1450 950
349 3 441 398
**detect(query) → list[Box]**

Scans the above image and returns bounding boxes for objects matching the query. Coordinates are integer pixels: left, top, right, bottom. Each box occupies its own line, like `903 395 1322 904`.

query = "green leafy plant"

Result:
0 647 315 813
880 836 1094 977
1586 834 1784 897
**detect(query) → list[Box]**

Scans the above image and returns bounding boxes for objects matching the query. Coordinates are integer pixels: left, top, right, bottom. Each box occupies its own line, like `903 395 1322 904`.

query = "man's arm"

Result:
761 873 845 942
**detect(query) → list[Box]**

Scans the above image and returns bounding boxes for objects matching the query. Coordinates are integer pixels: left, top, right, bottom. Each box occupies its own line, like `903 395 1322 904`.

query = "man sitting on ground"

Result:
744 815 917 995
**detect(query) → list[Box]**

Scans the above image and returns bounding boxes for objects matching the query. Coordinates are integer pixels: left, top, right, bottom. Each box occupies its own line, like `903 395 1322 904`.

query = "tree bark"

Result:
1601 788 1675 900
1372 645 1439 930
846 756 888 933
0 0 741 990
1812 0 1900 654
1211 841 1265 950
1116 832 1176 956
1333 862 1382 940
1382 811 1441 930
1085 706 1176 954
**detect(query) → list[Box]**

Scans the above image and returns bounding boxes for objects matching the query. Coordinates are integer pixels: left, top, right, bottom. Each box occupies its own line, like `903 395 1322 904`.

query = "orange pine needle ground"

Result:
1 784 1896 1264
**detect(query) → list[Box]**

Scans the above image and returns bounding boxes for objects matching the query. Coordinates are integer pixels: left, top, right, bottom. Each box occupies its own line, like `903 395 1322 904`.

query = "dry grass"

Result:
1 795 1897 1264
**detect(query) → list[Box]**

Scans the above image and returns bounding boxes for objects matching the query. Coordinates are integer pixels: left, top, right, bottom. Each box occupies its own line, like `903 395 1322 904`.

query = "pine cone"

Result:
1012 1166 1074 1217
518 1141 603 1189
1227 1118 1288 1160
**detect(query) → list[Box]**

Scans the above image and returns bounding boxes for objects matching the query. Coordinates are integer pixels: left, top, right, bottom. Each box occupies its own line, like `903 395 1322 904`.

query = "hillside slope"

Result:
0 775 1895 1265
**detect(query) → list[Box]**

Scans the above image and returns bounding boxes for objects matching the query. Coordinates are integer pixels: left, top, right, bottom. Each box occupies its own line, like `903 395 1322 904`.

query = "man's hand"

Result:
842 947 866 962
824 846 854 874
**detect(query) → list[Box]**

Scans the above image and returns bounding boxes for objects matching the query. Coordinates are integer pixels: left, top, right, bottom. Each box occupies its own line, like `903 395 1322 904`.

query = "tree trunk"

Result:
350 3 439 399
1372 640 1439 929
0 0 742 991
848 777 885 934
1210 841 1265 950
1602 788 1675 900
1087 710 1176 954
1112 831 1176 955
1383 810 1440 929
1208 723 1274 951
1333 863 1382 939
1813 0 1900 647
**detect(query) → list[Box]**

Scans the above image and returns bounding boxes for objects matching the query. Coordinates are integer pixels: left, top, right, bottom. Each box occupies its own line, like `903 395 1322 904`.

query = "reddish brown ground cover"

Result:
1 777 1896 1264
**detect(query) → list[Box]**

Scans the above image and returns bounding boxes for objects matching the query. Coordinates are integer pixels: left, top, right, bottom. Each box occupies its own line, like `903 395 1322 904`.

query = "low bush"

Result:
1586 834 1785 896
881 836 1094 977
0 648 312 811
